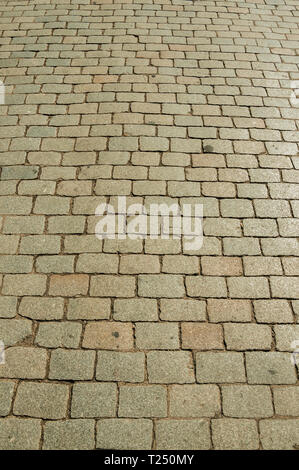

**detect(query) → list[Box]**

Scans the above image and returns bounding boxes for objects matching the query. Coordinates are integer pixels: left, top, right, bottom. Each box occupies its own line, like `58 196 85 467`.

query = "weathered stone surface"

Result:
273 387 299 417
182 323 224 350
119 385 167 418
222 385 273 418
0 382 15 416
147 351 195 384
96 419 153 450
260 419 299 450
43 420 95 450
0 319 32 347
35 322 82 348
49 349 95 381
83 321 134 350
0 418 42 450
0 347 47 379
19 297 64 320
71 383 117 418
246 352 297 384
96 351 145 382
170 385 221 418
212 419 259 450
155 419 211 450
138 275 185 298
114 299 158 321
14 382 69 419
160 299 206 321
196 352 246 383
136 322 179 350
67 298 110 320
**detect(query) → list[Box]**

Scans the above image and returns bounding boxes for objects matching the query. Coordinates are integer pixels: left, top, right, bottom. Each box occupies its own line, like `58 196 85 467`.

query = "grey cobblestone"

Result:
43 419 95 450
96 419 153 450
14 382 69 420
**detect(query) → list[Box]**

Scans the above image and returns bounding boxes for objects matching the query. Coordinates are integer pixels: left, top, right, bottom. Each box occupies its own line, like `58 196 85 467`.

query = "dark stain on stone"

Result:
203 145 214 153
112 331 119 338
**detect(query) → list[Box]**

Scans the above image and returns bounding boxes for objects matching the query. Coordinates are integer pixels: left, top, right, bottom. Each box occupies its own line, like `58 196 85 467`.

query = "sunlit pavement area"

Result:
0 0 298 450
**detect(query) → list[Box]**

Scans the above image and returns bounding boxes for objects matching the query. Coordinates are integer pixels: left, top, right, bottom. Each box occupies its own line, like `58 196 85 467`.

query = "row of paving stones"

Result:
0 348 297 383
0 254 299 274
2 295 298 322
1 318 299 350
0 273 299 298
0 416 299 450
2 381 299 419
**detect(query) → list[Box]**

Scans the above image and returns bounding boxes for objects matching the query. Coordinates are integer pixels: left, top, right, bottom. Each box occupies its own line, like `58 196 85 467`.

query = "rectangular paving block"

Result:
36 255 75 274
67 298 111 320
212 418 259 450
274 325 299 351
49 349 96 381
76 254 118 273
0 382 15 417
162 255 199 274
201 256 242 276
71 383 117 418
113 299 158 321
0 319 32 347
224 324 272 350
186 276 227 298
0 418 42 450
119 385 167 418
0 347 47 379
136 322 179 350
19 297 64 320
90 275 135 297
20 235 61 254
43 419 95 450
83 321 134 350
270 277 299 299
253 300 294 323
96 419 153 450
273 387 299 417
196 352 246 383
160 299 206 321
138 274 185 298
227 277 270 298
169 384 221 418
182 323 224 350
48 274 89 296
2 274 47 296
260 419 299 450
245 352 297 384
96 351 145 383
35 322 82 349
119 255 160 274
147 351 195 384
155 419 211 450
0 296 17 319
14 382 69 420
222 385 273 418
207 299 252 323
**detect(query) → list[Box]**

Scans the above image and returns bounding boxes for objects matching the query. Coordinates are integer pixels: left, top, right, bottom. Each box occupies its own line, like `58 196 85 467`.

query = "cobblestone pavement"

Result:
0 0 298 450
